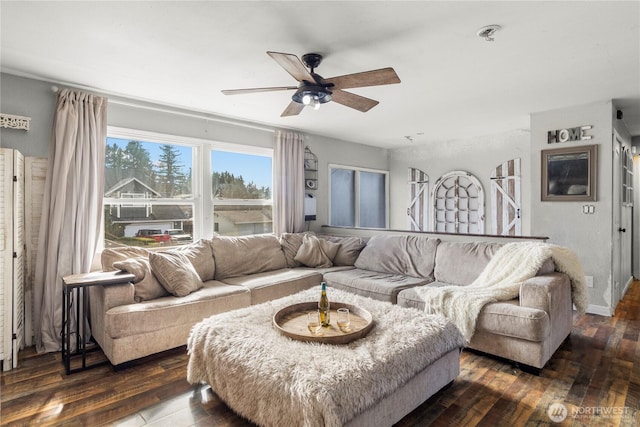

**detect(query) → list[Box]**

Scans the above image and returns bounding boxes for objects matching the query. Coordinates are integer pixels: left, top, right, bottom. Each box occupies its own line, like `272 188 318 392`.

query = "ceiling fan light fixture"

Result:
292 84 332 109
222 51 399 116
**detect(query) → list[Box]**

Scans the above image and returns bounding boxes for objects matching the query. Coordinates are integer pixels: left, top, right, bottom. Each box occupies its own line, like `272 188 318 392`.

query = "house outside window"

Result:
104 128 272 248
329 164 389 229
211 149 273 236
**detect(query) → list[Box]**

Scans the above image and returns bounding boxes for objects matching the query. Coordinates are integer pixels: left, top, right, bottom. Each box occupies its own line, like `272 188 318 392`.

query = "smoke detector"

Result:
477 25 502 42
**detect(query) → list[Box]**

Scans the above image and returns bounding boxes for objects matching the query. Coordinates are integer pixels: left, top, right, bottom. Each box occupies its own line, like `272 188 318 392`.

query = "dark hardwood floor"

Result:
2 281 639 426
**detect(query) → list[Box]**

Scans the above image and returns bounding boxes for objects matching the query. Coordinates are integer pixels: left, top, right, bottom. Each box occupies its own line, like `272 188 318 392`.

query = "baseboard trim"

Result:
586 304 612 317
623 276 633 297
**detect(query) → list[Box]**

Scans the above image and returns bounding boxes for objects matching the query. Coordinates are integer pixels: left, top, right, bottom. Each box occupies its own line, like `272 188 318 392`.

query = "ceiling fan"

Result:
221 51 401 117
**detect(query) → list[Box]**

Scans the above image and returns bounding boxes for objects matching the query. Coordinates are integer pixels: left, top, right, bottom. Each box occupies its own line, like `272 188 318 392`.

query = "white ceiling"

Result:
1 1 639 148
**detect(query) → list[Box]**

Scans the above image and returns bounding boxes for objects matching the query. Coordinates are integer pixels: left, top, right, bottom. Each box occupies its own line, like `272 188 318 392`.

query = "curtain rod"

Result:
51 84 279 134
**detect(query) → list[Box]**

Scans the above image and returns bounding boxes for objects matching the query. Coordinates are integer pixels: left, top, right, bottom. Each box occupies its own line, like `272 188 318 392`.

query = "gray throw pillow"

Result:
102 247 149 271
280 232 315 267
113 257 169 302
149 251 203 297
294 234 340 268
162 239 215 282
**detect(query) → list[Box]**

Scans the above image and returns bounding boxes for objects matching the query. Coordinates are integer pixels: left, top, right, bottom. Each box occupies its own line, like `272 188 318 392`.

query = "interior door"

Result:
613 139 622 311
614 131 634 303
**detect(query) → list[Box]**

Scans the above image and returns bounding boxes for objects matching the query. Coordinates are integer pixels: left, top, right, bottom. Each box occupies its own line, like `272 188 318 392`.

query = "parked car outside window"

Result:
165 229 192 244
135 229 172 245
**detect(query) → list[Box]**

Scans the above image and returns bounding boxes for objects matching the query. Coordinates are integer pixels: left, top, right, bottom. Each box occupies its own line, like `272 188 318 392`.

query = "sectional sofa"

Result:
90 232 577 372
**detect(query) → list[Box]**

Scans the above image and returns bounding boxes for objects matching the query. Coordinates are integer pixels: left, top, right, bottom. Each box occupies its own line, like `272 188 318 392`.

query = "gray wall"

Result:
530 100 623 313
305 136 388 231
388 130 531 234
0 73 56 156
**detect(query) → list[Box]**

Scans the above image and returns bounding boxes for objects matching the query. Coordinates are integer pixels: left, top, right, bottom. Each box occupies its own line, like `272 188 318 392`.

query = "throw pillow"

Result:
113 257 169 302
294 234 341 268
280 232 315 267
149 251 203 297
102 247 149 271
162 239 215 282
318 235 367 266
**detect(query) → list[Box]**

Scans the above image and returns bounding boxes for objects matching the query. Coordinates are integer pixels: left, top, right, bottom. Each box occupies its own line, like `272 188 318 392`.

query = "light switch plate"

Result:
585 276 593 288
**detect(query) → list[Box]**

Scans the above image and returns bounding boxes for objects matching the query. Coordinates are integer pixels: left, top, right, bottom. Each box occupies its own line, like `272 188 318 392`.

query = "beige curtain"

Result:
273 130 305 236
33 89 108 352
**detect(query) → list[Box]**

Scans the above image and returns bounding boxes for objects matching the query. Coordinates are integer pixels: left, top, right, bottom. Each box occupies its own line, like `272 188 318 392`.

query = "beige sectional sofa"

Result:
90 232 576 372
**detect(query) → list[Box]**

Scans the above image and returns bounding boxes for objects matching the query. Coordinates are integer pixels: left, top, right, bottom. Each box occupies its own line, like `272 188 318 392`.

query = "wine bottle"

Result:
319 282 330 327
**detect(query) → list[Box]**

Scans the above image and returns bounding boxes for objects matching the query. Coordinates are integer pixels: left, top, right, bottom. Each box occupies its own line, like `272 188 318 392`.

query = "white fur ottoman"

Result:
187 287 464 427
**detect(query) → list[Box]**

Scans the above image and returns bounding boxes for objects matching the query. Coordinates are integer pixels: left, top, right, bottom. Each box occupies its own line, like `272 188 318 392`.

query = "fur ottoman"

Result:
187 287 464 427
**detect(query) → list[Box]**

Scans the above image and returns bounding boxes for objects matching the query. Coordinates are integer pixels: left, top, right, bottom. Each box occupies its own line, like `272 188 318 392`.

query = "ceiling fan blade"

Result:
221 86 297 95
281 101 305 117
324 67 400 90
267 51 314 82
330 89 379 112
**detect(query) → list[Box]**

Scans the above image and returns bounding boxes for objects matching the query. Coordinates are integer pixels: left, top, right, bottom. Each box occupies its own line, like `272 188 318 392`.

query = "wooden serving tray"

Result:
273 302 374 344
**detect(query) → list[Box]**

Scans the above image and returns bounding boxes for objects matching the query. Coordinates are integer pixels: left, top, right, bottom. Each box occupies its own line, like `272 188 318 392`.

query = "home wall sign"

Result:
547 125 592 144
0 114 31 131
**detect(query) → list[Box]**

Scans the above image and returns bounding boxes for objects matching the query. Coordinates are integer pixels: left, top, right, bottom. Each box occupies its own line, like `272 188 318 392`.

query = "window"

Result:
329 165 388 228
211 150 273 236
104 128 272 248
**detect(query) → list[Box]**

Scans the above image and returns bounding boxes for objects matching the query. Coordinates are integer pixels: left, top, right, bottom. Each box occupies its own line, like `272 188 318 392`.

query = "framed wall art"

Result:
541 144 597 202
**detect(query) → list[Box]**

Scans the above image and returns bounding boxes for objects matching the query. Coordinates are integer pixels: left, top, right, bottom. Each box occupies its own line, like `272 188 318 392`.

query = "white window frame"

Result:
328 163 389 229
105 126 273 244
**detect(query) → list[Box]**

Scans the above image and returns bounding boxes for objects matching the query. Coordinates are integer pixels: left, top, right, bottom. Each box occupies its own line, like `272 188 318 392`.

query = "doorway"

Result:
613 131 633 311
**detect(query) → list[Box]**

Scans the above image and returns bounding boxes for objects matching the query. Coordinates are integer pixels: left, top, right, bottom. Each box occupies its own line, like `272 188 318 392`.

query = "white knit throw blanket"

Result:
414 241 588 342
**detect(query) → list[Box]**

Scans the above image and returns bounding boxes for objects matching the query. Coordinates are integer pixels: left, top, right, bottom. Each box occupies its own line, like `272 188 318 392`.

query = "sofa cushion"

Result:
222 268 322 305
294 234 340 268
113 257 169 302
397 287 549 342
102 246 149 271
211 235 288 280
318 235 367 266
323 268 431 304
104 281 251 339
164 239 215 282
354 235 440 279
149 251 203 297
475 301 549 342
434 241 502 285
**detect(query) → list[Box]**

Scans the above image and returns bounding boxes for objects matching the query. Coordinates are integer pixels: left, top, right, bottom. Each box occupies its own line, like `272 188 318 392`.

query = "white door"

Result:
614 131 634 305
407 168 429 231
490 158 522 236
613 139 622 311
612 132 633 312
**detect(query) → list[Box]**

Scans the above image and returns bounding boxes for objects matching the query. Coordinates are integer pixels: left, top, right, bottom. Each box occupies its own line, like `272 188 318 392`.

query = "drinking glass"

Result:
337 308 350 332
307 311 321 335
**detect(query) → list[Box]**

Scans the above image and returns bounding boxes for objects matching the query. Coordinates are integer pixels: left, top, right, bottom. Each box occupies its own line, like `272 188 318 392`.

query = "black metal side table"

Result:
62 270 135 374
